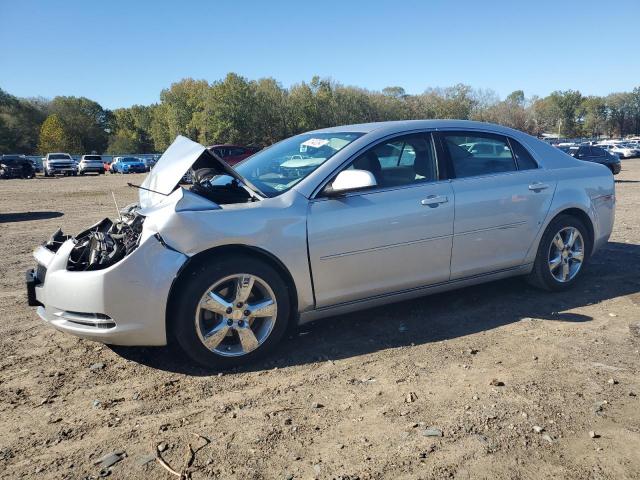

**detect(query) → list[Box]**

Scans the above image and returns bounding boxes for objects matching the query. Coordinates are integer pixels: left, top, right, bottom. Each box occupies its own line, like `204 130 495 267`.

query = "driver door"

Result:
307 133 454 308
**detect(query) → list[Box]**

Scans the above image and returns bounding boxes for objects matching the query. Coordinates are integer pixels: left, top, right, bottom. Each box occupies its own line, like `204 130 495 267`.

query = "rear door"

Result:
439 131 556 279
307 132 454 307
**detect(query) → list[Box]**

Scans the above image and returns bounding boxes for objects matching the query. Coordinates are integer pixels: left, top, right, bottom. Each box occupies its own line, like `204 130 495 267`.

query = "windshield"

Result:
121 157 139 163
220 132 363 197
84 155 101 161
49 154 71 160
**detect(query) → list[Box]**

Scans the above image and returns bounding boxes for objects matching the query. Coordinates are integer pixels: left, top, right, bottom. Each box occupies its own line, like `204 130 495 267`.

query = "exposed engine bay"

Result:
40 137 262 272
43 206 144 272
188 168 255 204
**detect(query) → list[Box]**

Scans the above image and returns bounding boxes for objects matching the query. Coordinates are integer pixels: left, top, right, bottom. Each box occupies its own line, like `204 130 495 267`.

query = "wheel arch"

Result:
540 207 595 256
165 244 299 342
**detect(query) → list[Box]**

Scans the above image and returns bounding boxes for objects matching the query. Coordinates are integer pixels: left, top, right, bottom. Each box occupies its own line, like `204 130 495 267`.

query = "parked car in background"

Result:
44 153 77 177
27 121 616 368
110 156 146 174
560 145 621 174
598 143 638 158
78 155 105 175
143 157 157 171
619 142 640 156
209 144 261 166
0 154 36 179
28 158 42 173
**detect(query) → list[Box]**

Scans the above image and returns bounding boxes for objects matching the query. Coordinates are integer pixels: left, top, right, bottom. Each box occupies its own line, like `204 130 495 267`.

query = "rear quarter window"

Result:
509 139 538 170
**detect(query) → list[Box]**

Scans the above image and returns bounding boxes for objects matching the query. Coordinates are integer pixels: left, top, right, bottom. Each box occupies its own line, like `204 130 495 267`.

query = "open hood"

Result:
138 135 255 208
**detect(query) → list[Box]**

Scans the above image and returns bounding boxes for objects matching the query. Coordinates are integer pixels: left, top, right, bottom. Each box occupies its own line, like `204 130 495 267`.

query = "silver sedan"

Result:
27 120 615 368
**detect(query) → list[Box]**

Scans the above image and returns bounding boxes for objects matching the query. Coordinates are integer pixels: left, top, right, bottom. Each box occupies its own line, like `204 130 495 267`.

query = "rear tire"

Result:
171 255 291 369
527 214 591 291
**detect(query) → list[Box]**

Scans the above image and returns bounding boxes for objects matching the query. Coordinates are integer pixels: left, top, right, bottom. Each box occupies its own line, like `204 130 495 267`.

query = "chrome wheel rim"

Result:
195 274 277 357
548 226 584 283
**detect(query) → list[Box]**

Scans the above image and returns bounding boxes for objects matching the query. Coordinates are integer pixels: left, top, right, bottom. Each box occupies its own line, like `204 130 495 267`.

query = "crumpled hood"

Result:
138 135 250 209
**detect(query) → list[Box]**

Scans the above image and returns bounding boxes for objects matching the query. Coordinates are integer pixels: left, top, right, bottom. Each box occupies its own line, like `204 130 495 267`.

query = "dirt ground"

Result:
1 163 639 480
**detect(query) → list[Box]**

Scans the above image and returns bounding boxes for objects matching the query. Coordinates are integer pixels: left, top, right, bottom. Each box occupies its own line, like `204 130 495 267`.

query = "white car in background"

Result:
78 155 105 175
598 143 637 158
43 153 77 177
619 143 640 156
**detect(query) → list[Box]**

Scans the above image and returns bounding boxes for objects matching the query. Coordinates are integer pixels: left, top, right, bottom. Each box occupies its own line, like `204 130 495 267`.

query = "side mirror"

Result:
323 169 377 197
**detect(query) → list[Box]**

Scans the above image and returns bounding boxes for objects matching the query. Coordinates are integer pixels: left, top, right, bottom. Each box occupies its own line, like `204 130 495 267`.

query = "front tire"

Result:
527 214 591 291
171 255 291 369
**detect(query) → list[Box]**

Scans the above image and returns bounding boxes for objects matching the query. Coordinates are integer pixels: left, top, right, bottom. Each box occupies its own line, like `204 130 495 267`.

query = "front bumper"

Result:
79 166 104 173
30 232 187 346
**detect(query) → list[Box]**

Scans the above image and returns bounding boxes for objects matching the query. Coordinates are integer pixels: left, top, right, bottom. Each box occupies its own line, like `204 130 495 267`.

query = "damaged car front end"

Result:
26 136 248 346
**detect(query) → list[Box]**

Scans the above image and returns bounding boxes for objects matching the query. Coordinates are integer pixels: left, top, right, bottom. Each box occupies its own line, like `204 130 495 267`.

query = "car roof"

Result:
307 119 528 136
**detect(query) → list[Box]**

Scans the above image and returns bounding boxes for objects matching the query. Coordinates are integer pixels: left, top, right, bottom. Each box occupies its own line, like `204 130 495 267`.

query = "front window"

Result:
229 132 364 197
49 154 71 160
339 133 438 188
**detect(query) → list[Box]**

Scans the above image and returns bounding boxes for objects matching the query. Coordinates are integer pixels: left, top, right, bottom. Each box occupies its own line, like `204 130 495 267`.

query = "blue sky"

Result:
1 0 638 109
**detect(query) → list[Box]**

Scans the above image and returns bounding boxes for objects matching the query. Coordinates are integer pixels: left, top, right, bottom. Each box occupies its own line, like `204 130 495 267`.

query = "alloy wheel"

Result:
548 226 584 282
194 274 277 357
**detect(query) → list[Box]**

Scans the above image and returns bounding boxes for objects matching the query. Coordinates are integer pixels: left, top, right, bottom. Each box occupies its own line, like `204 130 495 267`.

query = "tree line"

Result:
2 73 640 155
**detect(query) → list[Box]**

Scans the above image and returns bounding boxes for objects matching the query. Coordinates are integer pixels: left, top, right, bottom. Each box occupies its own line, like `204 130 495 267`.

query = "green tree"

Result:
631 86 640 136
106 133 139 154
109 105 155 152
156 78 209 143
0 88 47 153
48 96 109 153
382 86 407 99
547 90 583 137
581 96 607 138
478 90 530 132
38 114 80 153
206 73 258 144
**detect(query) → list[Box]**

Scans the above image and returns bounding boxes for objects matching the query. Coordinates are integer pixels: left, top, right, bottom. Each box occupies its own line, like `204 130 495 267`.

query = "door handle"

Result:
421 195 448 206
528 182 549 191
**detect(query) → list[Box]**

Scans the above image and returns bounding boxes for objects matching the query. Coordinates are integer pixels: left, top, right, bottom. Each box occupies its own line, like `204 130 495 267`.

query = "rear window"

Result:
443 132 517 178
